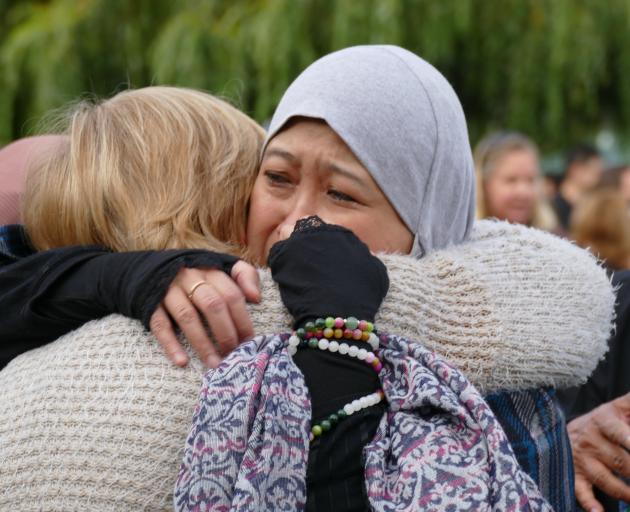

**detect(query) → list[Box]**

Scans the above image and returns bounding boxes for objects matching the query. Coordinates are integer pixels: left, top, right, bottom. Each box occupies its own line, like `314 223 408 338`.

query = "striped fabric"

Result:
485 388 575 512
305 404 385 511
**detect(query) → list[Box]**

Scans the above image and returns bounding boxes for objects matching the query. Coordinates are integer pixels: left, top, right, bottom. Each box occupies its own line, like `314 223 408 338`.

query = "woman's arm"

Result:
569 394 630 512
372 219 614 393
0 245 257 368
1 247 111 366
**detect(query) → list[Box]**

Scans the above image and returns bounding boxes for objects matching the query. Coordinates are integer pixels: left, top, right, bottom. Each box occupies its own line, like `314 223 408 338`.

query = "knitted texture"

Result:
0 220 614 511
377 219 615 393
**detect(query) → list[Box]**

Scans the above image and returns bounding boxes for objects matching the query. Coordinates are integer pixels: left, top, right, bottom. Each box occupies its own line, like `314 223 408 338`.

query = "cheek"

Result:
523 183 537 202
246 187 279 248
349 213 413 254
248 205 274 236
486 181 509 207
485 182 524 220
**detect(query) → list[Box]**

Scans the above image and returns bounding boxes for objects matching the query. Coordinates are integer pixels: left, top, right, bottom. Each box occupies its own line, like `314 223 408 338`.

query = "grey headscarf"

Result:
266 45 476 257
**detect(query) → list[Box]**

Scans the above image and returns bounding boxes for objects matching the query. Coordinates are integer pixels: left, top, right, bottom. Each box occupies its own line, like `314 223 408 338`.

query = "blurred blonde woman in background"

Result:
474 131 559 232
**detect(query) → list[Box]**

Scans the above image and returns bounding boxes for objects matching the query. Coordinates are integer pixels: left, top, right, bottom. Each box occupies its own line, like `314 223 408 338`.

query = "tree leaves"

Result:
1 0 629 150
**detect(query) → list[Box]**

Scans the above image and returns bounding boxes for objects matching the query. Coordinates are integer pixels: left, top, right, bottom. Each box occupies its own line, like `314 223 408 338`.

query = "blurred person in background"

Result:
473 131 558 231
570 188 630 272
601 164 630 207
562 170 630 510
553 143 604 232
0 136 64 263
562 265 630 511
541 174 561 202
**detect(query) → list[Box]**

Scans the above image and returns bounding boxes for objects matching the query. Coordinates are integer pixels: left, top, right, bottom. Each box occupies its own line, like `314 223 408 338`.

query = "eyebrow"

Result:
327 162 370 192
263 148 298 163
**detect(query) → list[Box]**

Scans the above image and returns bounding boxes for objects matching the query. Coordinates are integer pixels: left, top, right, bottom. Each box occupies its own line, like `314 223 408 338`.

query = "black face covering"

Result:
268 217 390 510
267 216 389 330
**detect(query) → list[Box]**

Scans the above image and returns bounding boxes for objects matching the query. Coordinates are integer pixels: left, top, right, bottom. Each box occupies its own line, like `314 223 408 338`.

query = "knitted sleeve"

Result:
252 219 615 393
378 220 614 392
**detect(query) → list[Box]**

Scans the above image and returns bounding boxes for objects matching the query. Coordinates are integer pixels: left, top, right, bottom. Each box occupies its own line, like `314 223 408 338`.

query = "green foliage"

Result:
1 0 630 150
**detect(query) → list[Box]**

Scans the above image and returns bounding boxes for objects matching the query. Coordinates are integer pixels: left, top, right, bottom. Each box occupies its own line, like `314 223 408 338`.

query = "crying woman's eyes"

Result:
264 171 291 186
328 189 357 203
264 171 358 204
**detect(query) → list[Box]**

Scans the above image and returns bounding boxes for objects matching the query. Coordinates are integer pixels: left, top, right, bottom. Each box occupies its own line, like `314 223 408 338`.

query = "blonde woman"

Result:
0 61 613 510
0 87 265 367
24 88 262 257
474 131 559 232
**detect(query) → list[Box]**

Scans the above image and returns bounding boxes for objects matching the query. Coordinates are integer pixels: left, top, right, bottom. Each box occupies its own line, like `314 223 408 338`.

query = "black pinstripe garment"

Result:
305 403 386 511
293 347 386 512
271 218 390 510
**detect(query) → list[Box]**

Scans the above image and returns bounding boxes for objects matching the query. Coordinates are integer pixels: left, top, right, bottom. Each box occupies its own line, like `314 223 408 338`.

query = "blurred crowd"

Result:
476 132 630 509
474 131 630 271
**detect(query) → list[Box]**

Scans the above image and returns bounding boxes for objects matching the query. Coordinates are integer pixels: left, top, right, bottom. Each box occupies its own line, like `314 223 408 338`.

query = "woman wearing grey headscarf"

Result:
248 44 475 260
174 46 558 511
245 47 570 508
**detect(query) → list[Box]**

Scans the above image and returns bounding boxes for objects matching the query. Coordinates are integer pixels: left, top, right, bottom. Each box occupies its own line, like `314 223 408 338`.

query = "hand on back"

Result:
149 261 260 368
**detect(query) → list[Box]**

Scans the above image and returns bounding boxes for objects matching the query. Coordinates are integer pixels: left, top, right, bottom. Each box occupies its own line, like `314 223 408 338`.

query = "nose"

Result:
278 222 295 241
276 195 320 241
514 179 535 198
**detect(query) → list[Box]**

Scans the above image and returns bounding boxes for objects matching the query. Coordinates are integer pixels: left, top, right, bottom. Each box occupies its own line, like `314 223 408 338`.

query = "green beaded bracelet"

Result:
309 390 385 442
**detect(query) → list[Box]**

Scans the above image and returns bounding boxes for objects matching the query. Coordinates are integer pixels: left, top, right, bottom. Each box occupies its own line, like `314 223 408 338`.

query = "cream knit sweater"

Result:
0 220 615 511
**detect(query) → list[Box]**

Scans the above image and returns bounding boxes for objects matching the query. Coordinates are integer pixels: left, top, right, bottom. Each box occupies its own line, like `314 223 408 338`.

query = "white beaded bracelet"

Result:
287 335 383 373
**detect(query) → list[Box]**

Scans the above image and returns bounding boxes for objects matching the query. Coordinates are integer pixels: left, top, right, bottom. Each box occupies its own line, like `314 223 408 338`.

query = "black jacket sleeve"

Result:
0 246 238 368
559 269 630 420
557 270 630 512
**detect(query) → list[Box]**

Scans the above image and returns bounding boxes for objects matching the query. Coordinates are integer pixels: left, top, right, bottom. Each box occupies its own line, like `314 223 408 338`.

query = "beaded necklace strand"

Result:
286 316 386 442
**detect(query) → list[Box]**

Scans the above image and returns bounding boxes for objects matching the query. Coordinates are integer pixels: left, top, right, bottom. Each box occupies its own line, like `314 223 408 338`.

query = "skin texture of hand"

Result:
148 261 260 368
569 392 630 512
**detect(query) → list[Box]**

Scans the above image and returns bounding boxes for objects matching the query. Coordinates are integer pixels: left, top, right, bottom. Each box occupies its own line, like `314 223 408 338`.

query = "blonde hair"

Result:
24 87 265 257
473 131 558 231
571 188 630 270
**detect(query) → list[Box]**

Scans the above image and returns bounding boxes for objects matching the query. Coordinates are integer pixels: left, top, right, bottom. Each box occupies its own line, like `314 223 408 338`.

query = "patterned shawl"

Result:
174 333 552 511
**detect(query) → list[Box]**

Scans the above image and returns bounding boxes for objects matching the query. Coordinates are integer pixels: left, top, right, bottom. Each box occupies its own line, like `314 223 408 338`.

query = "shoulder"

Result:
377 220 615 392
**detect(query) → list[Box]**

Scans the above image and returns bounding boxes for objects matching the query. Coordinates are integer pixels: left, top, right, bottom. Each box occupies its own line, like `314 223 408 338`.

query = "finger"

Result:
597 440 630 478
601 416 630 452
163 286 221 368
574 471 603 512
231 261 261 303
172 266 207 289
207 269 254 342
585 458 630 503
189 274 240 356
613 391 630 414
149 306 189 367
